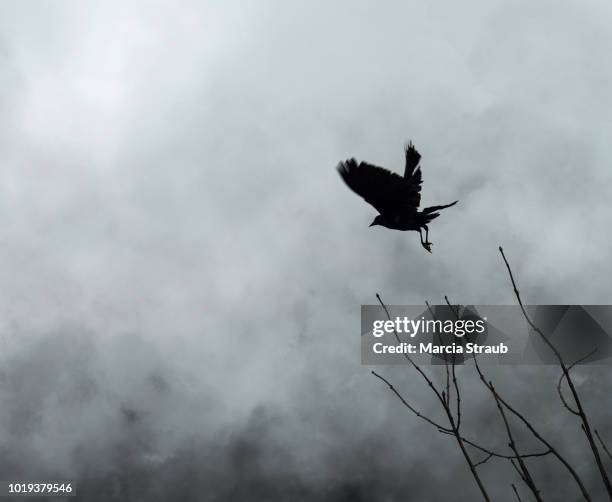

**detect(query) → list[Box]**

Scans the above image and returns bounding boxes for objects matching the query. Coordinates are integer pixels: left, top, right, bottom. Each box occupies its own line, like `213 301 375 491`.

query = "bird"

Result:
337 141 458 253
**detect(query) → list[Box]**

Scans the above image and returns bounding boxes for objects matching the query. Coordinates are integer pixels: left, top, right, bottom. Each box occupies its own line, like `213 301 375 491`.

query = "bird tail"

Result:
422 200 458 214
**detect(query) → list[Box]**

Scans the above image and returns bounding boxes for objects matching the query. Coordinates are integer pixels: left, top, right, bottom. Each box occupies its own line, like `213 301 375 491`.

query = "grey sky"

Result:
1 1 611 500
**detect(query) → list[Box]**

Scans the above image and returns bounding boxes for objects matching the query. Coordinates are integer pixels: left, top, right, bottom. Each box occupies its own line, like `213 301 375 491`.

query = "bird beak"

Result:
369 222 376 227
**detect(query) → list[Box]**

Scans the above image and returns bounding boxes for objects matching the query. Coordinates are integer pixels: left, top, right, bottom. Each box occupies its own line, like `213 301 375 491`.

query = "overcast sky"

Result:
1 1 612 500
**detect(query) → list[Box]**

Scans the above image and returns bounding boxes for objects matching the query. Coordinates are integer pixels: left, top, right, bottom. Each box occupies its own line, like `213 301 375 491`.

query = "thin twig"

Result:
557 349 597 416
512 483 523 502
430 299 461 428
509 458 526 482
371 371 451 432
444 296 463 429
438 428 551 460
375 294 447 408
474 452 494 468
444 296 461 320
426 300 450 406
490 381 542 501
596 430 612 464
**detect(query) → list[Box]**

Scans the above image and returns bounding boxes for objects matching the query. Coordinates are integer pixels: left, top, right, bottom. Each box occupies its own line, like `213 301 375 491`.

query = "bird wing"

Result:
403 141 423 207
337 159 421 216
404 141 421 179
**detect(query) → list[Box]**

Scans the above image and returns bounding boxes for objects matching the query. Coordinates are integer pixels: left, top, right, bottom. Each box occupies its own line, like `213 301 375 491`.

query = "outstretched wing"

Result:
403 141 423 207
404 141 421 179
337 159 420 216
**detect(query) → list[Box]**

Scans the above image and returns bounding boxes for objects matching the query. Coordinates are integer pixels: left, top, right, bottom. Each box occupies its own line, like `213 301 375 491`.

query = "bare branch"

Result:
499 246 612 500
512 483 523 502
375 293 491 501
444 295 461 319
371 370 451 432
443 296 463 429
469 328 592 500
443 292 592 502
490 381 542 501
557 349 597 416
509 458 526 482
474 453 494 468
376 294 446 407
596 430 612 464
426 299 450 406
437 428 551 460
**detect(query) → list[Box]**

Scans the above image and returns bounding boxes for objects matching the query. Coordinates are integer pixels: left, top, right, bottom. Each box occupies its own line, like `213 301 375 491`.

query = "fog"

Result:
1 1 611 500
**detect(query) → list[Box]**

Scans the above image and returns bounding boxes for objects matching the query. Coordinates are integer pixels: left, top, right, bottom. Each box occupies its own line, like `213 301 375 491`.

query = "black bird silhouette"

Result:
337 141 458 252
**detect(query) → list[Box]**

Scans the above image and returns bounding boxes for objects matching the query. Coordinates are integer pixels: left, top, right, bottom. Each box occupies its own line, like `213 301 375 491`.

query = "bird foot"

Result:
422 242 433 253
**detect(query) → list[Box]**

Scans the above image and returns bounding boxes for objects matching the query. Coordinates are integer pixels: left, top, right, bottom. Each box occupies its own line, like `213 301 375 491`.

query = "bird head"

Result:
369 215 384 227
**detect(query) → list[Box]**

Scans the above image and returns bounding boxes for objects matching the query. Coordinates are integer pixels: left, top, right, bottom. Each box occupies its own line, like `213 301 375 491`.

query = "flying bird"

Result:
337 141 458 252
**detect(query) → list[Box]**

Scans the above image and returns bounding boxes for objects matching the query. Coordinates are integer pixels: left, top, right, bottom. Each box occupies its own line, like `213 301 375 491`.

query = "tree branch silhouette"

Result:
425 300 450 406
490 380 542 501
443 296 543 500
499 246 612 500
374 293 491 501
369 247 605 500
443 294 592 501
512 483 523 502
596 430 612 464
557 349 597 416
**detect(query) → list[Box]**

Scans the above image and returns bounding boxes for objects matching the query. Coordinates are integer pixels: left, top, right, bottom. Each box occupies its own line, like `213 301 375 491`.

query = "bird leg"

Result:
420 226 433 253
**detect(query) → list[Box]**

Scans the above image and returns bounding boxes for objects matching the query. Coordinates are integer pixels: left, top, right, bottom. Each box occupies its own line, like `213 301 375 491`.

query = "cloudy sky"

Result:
1 1 612 500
